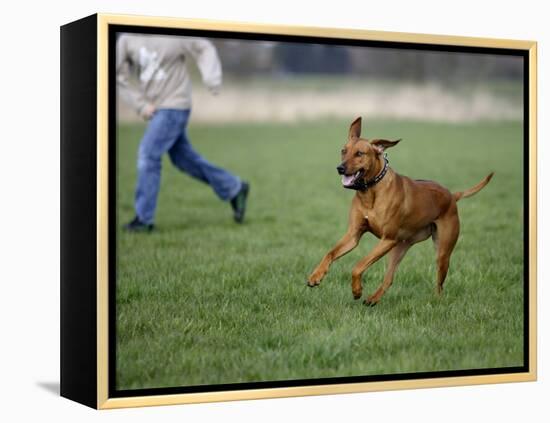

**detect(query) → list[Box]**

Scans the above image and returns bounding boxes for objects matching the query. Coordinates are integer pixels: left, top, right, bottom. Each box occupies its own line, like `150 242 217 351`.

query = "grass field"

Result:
116 118 524 390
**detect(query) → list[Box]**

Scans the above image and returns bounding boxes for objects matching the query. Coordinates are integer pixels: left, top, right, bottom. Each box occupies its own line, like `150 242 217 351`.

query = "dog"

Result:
307 117 493 306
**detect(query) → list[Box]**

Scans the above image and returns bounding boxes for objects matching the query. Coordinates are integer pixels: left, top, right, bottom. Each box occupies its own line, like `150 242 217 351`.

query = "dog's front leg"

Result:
307 207 365 288
307 230 361 287
351 238 397 300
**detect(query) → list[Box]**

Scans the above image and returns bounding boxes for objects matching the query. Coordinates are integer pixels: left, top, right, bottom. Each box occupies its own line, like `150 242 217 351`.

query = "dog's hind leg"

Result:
364 226 432 306
434 209 460 295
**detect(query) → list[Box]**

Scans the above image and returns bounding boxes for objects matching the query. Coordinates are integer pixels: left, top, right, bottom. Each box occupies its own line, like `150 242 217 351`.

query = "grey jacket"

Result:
116 34 222 114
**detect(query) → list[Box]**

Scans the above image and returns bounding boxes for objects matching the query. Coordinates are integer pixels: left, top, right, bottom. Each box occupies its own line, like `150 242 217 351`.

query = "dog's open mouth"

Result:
342 169 364 188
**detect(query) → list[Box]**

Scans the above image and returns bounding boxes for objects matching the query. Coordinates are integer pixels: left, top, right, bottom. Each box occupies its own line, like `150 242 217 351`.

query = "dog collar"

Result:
347 154 390 192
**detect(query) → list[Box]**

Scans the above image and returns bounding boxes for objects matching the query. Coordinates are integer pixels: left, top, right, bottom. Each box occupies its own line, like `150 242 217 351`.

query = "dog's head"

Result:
337 117 400 190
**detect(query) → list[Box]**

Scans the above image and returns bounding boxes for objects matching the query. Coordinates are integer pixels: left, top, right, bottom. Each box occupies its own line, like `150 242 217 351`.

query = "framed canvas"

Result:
60 13 537 409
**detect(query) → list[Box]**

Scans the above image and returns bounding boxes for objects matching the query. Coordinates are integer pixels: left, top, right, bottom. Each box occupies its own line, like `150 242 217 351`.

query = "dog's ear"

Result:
348 117 362 141
370 139 401 153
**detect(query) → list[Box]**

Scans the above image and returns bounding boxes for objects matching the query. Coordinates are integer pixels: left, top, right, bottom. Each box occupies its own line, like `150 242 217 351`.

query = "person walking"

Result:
116 34 249 232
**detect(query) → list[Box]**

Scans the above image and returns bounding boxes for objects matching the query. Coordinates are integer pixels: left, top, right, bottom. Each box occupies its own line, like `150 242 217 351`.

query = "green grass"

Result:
116 118 524 390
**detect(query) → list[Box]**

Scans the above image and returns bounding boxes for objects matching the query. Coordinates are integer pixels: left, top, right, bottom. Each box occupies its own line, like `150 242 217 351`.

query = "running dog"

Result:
307 117 493 306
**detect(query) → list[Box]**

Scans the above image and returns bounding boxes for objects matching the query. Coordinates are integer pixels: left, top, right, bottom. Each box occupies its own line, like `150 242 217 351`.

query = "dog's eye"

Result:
341 149 347 155
356 151 364 157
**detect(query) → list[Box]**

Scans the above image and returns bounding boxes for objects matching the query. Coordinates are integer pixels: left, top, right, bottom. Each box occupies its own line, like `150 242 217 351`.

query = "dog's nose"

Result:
336 164 346 175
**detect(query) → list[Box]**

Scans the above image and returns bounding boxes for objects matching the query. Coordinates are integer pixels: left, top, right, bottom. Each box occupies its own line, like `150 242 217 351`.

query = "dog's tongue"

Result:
342 175 355 186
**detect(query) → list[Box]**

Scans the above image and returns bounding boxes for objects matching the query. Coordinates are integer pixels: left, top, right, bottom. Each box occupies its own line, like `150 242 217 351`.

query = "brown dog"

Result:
307 117 493 306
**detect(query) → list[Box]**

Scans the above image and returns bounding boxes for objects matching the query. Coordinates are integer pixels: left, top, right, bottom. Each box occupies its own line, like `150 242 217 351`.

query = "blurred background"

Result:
118 37 523 123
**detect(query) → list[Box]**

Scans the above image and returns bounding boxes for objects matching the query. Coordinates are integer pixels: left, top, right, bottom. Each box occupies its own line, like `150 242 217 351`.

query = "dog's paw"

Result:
352 289 362 300
306 279 319 287
306 277 321 287
307 269 326 287
363 295 379 307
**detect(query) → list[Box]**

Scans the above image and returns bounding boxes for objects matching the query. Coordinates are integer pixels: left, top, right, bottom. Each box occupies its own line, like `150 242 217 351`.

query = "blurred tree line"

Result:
214 39 523 82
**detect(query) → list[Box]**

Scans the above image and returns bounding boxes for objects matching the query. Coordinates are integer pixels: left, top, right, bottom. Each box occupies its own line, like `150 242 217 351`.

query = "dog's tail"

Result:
453 172 494 202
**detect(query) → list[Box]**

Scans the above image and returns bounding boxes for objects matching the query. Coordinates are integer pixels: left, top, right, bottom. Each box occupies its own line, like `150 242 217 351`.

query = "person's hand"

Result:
208 84 221 96
140 104 156 120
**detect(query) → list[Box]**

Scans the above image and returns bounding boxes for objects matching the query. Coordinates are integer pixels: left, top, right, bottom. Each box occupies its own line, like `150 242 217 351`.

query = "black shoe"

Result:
123 216 154 232
230 182 249 223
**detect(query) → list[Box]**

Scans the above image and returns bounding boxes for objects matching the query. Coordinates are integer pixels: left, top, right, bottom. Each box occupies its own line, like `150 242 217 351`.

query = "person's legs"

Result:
134 110 186 225
168 113 242 202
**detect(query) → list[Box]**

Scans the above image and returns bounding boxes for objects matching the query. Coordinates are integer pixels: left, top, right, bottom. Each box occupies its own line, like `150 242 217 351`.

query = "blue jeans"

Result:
135 109 242 224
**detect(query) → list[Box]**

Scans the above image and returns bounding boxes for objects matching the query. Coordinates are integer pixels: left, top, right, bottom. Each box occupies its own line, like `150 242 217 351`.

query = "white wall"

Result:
1 1 546 422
